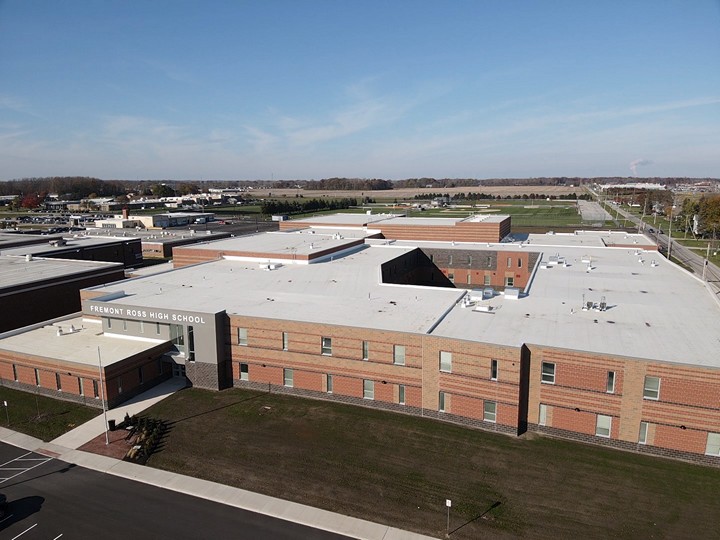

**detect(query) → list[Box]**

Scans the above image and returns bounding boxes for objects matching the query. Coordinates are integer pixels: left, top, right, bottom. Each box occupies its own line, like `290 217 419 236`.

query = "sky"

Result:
0 1 719 181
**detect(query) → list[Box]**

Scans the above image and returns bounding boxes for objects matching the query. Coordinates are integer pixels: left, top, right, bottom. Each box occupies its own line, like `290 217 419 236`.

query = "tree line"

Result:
260 198 358 216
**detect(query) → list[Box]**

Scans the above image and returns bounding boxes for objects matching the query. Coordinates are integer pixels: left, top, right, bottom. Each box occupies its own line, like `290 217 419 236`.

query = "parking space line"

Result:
0 452 32 468
0 514 14 524
53 534 63 540
0 457 52 484
11 523 37 540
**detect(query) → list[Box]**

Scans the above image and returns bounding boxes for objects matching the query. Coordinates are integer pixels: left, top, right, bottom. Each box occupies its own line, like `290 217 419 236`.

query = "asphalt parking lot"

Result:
0 442 350 540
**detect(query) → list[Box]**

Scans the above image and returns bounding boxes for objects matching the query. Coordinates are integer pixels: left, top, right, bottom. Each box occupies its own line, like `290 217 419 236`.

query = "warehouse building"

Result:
0 217 718 465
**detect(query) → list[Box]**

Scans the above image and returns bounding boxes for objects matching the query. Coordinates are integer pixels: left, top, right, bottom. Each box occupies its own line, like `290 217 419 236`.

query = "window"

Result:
170 324 185 351
448 254 453 265
393 345 406 366
363 379 374 400
439 351 452 373
187 326 195 361
138 366 144 384
486 256 492 268
507 257 512 268
639 421 649 445
139 320 144 334
93 379 99 398
429 254 434 262
398 385 406 405
541 362 555 384
122 319 127 331
438 391 446 412
326 374 333 393
596 414 612 438
643 376 660 400
706 433 720 456
107 318 112 329
539 403 548 426
484 401 497 423
237 328 248 346
35 368 40 386
362 340 369 360
78 377 84 396
468 255 472 266
283 368 293 387
447 272 454 283
504 276 514 287
240 363 249 381
466 274 472 285
483 274 491 286
282 332 289 351
518 258 522 268
156 322 161 335
12 365 17 382
118 377 123 395
321 337 332 355
606 371 616 393
491 359 498 381
56 373 62 391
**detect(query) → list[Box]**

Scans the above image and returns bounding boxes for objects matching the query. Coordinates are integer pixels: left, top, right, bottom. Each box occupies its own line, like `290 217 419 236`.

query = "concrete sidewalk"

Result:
50 377 187 449
0 384 437 540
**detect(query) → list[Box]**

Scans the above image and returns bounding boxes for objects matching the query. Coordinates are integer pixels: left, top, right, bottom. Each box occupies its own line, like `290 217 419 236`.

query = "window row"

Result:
538 405 719 451
237 329 407 364
438 392 497 422
540 362 661 400
9 365 102 398
275 367 408 405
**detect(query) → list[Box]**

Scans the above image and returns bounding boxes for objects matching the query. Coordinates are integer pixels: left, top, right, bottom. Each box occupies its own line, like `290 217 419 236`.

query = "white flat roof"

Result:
0 317 166 367
174 230 371 258
0 255 122 289
89 247 466 333
431 244 720 367
84 231 720 368
0 235 137 256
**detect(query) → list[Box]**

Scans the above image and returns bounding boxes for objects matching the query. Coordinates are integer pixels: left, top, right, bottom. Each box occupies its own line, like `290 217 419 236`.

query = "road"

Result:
0 443 351 540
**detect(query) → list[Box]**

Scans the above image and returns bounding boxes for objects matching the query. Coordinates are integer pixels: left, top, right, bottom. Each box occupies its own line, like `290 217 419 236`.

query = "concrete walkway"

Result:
50 377 188 449
0 382 437 540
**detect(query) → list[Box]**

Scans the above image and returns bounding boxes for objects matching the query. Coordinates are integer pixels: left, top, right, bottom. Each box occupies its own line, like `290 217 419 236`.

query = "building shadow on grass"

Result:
449 500 502 536
168 392 267 425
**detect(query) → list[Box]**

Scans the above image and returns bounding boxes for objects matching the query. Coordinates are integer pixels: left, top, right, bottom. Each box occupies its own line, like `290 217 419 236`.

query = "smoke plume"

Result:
629 159 652 175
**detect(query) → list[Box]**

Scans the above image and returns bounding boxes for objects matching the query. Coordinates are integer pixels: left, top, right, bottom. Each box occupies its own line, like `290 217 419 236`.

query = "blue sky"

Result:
1 1 718 180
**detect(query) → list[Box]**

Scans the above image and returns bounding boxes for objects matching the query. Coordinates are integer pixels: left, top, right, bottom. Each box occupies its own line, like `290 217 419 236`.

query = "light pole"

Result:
445 499 452 537
97 347 110 445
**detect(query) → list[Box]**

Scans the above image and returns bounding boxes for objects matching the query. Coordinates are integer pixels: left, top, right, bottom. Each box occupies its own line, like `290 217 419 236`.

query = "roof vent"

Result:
25 254 32 262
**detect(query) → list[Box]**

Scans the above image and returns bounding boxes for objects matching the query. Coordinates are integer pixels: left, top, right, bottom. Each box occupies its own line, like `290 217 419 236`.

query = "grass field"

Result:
0 385 100 441
145 387 720 539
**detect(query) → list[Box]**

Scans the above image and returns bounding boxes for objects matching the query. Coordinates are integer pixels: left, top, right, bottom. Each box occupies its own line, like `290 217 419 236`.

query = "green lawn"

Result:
144 388 720 540
0 385 100 441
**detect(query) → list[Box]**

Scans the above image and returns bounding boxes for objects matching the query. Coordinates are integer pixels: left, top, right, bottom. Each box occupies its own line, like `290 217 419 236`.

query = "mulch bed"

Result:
78 427 137 460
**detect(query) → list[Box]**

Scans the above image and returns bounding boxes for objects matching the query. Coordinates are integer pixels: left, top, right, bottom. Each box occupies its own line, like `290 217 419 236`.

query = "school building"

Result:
0 215 719 465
